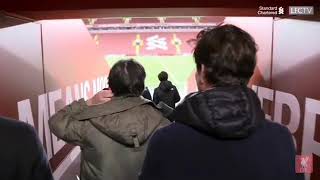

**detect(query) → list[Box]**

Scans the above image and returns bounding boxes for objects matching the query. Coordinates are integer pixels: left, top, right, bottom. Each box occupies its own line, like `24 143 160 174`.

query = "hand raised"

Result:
86 89 114 106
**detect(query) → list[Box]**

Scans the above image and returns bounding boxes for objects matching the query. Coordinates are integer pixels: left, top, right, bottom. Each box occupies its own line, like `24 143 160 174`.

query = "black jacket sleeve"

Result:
49 99 88 147
153 89 160 105
173 86 181 103
142 89 152 101
156 101 174 118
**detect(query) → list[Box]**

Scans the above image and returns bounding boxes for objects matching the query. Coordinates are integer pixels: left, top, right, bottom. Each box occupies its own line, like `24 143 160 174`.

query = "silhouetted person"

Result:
0 116 53 180
139 25 304 180
49 59 169 180
153 71 180 108
142 87 152 101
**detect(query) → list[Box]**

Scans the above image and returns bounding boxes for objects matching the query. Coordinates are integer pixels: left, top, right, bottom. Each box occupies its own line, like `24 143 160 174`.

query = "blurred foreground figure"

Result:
153 71 180 108
0 116 53 180
140 25 304 180
49 59 169 180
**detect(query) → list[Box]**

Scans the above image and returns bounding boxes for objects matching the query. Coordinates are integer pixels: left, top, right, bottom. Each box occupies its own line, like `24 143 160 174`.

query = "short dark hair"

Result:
108 59 146 96
158 71 168 81
193 24 257 86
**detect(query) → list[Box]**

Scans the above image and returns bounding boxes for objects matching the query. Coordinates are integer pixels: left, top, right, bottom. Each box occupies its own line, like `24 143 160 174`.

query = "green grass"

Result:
105 55 196 98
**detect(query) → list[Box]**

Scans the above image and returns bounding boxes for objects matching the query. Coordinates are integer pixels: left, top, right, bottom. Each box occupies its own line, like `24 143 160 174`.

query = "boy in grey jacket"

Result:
49 59 169 180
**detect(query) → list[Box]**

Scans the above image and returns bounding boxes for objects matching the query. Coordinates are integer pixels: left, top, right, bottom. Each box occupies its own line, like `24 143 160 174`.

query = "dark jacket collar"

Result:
169 86 265 139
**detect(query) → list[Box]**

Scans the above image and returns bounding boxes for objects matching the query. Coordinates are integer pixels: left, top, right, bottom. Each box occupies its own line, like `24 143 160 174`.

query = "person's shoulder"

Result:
158 121 185 131
151 122 191 141
149 122 201 152
153 87 159 93
0 116 37 139
0 116 33 131
172 86 178 91
261 120 292 139
264 120 289 132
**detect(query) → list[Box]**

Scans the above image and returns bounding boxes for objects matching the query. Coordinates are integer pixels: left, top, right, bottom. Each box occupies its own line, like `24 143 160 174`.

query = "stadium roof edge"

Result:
9 8 258 20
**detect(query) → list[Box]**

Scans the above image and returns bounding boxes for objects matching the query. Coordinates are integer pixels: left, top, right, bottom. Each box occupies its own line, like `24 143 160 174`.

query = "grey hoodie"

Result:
49 96 169 180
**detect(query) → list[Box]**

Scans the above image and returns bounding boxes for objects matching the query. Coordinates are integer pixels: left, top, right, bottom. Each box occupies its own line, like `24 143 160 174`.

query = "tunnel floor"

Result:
60 155 81 180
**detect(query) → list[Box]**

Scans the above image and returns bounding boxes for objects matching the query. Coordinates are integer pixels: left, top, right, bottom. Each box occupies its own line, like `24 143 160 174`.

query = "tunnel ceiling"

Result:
2 0 319 20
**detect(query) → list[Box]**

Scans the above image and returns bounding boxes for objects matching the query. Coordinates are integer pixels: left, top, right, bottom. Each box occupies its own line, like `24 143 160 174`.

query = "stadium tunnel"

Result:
0 2 320 180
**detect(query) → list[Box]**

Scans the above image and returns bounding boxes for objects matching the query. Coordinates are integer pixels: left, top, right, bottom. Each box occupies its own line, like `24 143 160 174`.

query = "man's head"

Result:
158 71 168 82
193 24 257 91
108 59 146 96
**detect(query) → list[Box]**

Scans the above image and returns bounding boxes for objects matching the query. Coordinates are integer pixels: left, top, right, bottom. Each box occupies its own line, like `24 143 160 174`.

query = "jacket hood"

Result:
74 96 166 147
169 86 265 139
159 81 175 92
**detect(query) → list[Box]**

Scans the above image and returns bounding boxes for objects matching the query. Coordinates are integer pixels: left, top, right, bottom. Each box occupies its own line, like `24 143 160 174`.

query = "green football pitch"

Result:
106 55 196 98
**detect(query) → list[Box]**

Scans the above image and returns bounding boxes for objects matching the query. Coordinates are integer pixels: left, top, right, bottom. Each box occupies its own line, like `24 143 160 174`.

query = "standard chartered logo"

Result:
278 7 284 15
257 6 285 15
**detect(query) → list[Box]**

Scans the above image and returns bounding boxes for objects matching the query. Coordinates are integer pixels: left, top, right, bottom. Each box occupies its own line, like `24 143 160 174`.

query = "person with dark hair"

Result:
153 71 180 108
142 87 152 101
0 116 53 180
139 25 303 180
49 59 169 180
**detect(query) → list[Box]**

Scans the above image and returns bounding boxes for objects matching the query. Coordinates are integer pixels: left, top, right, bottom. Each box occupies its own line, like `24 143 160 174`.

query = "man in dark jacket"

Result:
153 71 180 108
139 25 304 180
49 59 169 180
0 116 53 180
